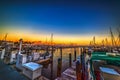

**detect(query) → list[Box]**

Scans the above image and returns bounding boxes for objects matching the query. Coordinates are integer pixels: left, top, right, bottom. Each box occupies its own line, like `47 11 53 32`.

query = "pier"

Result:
0 59 28 80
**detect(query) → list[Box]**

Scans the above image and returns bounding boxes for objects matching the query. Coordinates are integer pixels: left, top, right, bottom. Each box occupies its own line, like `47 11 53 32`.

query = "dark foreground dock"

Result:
0 60 28 80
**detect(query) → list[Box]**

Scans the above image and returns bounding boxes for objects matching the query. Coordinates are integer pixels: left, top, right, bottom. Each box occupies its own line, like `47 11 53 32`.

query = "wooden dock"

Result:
0 59 28 80
55 48 82 80
33 76 50 80
55 68 76 80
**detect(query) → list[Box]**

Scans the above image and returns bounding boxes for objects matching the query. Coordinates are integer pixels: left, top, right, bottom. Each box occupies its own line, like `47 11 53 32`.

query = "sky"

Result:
0 0 120 45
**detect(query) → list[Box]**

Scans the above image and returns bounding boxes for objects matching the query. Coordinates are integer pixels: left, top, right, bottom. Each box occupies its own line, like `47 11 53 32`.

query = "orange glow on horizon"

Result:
0 27 115 45
0 32 113 45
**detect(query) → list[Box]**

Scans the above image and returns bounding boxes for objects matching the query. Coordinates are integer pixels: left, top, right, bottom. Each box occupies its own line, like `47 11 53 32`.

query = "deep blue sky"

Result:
1 0 120 36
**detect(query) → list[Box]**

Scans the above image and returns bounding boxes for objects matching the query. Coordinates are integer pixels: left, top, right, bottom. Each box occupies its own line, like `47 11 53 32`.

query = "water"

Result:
41 47 81 79
4 47 81 79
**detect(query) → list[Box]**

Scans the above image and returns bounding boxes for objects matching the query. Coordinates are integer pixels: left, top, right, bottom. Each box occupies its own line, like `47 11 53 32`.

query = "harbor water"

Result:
41 47 81 79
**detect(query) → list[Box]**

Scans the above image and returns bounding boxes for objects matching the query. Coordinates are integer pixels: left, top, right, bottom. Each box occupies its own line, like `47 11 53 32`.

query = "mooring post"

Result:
69 53 72 67
60 47 62 60
60 47 62 68
83 47 85 53
57 58 62 77
82 47 86 80
81 53 84 80
50 46 54 80
73 48 76 62
76 60 81 80
81 48 83 54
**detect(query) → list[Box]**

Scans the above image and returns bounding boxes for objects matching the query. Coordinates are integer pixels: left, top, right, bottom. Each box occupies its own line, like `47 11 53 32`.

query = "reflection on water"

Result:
42 48 81 79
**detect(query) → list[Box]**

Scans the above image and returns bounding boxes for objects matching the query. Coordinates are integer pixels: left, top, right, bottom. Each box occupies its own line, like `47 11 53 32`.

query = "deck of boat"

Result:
93 61 120 80
36 58 51 64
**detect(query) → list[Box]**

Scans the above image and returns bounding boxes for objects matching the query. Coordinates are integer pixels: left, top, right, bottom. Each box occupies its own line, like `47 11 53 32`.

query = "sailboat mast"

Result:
105 38 108 47
51 33 53 45
110 27 116 47
93 36 96 46
102 40 104 46
19 38 23 54
117 28 120 47
4 33 8 41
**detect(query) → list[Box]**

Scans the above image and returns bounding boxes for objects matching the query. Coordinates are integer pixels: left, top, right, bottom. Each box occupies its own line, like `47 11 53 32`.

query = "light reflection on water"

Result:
42 48 81 79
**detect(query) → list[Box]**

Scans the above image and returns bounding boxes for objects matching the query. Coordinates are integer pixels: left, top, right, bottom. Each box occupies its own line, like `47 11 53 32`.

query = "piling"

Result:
60 47 62 60
76 60 81 80
69 53 72 67
81 48 83 54
81 50 84 80
83 47 85 53
73 48 76 62
82 48 86 80
50 46 54 80
57 58 62 77
60 47 62 68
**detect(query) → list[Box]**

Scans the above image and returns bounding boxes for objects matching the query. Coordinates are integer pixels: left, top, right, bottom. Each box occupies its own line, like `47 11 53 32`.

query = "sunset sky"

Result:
0 0 120 45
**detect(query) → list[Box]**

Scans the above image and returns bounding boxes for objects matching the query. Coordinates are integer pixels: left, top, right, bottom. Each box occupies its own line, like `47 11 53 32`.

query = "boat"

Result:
90 52 120 80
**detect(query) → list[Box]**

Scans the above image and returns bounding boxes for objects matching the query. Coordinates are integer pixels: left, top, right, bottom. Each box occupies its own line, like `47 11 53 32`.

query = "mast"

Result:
89 41 92 46
102 39 104 46
3 33 8 56
51 33 53 45
19 38 23 54
117 28 120 47
46 37 48 45
105 38 108 47
110 27 116 47
4 33 8 41
1 33 8 47
50 33 54 80
93 36 96 47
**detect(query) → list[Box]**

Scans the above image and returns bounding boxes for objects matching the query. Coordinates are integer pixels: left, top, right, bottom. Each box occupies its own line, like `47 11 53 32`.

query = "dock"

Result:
34 76 49 80
55 68 76 80
0 59 28 80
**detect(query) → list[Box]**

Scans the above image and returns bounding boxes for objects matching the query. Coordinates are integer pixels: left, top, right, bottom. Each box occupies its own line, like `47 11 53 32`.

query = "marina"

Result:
1 0 120 80
0 37 120 80
0 26 120 80
0 25 120 80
